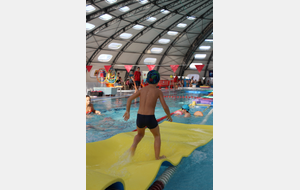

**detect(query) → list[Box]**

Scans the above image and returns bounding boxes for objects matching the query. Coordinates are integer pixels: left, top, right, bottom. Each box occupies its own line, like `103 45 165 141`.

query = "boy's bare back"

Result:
137 85 163 115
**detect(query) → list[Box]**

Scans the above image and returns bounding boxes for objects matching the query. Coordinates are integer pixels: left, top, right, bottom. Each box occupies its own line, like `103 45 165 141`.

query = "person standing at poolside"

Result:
134 67 142 90
123 70 172 160
174 74 178 89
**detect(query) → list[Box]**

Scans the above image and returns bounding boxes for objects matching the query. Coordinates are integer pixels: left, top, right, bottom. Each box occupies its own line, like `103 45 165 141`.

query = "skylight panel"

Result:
187 16 196 20
199 46 211 50
194 54 206 59
119 33 132 39
205 39 213 42
144 58 157 65
108 43 123 50
139 0 148 4
106 0 117 4
167 31 178 36
177 23 187 28
158 38 170 44
86 5 96 13
86 23 95 30
147 17 157 22
190 63 203 70
98 54 113 62
119 6 130 12
133 25 144 30
151 48 163 54
161 9 170 14
99 14 113 21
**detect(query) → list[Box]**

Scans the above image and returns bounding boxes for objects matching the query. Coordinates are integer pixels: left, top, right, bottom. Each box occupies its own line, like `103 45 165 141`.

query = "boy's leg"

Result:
149 125 166 160
130 126 145 156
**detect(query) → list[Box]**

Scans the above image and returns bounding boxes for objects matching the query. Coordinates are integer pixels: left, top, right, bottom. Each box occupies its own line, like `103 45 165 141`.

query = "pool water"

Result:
153 140 213 190
86 90 213 143
86 89 213 190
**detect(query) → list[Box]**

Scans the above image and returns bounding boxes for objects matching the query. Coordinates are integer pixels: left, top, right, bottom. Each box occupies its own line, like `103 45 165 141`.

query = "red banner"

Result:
195 64 205 73
124 65 133 73
147 65 155 71
104 65 111 72
86 65 92 72
170 65 179 73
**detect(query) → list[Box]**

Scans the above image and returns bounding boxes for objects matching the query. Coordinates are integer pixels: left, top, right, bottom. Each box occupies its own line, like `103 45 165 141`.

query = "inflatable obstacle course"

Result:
86 121 213 190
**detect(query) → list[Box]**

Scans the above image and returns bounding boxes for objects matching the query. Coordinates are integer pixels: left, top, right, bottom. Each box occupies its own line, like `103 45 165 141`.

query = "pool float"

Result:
105 68 117 87
96 68 106 84
86 121 213 190
191 101 196 106
194 111 204 116
174 110 183 115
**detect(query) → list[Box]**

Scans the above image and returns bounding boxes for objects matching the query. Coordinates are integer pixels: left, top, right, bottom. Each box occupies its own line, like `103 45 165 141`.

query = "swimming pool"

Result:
86 89 213 190
86 90 213 143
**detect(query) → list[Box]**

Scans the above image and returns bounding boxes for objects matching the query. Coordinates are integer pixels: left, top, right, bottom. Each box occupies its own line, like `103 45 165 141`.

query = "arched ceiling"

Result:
86 0 213 78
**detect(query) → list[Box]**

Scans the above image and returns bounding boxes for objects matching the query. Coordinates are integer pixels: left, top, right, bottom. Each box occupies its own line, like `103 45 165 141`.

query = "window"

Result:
189 63 203 70
98 54 113 62
161 9 170 14
158 38 170 44
119 6 130 12
108 43 123 50
167 31 178 36
133 25 144 30
144 58 157 65
187 16 196 20
194 54 206 59
151 48 163 54
205 39 213 42
139 0 148 4
147 17 157 22
199 46 211 50
119 33 132 39
105 0 117 4
86 5 96 13
86 23 95 30
177 23 187 28
99 14 113 21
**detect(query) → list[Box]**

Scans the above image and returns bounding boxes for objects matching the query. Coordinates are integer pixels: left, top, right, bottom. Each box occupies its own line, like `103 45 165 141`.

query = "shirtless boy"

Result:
123 70 172 160
86 95 101 115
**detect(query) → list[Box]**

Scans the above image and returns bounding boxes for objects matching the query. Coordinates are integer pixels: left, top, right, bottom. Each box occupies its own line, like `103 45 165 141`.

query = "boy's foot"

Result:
129 147 136 157
157 155 166 160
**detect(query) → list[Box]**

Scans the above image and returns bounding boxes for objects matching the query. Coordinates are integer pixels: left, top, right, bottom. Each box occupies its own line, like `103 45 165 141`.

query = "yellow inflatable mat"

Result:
86 121 213 190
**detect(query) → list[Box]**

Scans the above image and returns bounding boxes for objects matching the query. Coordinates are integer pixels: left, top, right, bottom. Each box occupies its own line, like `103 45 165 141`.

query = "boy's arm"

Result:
126 91 140 112
158 90 172 122
123 90 140 121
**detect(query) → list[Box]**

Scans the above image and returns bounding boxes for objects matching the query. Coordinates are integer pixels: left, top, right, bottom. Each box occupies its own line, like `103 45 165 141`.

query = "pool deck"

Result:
90 87 213 102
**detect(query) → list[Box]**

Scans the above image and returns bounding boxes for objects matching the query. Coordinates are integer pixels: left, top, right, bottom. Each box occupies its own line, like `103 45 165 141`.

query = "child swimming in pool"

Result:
123 70 172 160
86 95 101 115
174 105 191 117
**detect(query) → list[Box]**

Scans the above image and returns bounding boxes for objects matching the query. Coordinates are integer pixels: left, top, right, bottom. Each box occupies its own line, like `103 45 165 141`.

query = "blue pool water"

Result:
153 140 213 190
86 89 213 190
86 90 213 143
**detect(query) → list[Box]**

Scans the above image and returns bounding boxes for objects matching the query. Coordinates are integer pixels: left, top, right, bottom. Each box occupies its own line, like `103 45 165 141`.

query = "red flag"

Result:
170 65 179 73
86 65 92 72
124 65 133 73
147 65 155 71
104 65 111 72
195 64 205 73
